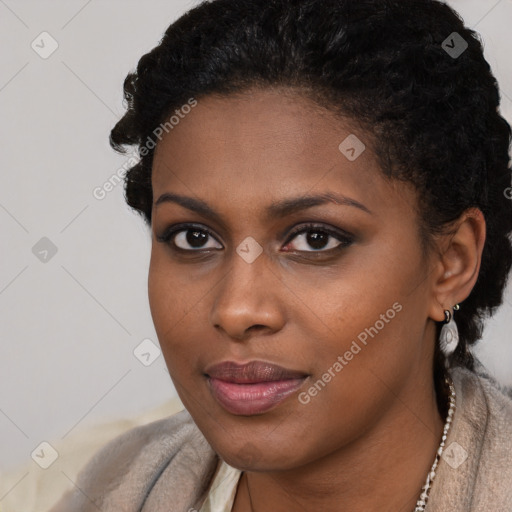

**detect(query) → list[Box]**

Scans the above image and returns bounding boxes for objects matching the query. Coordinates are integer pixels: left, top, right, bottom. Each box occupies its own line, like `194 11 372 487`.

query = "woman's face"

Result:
149 87 439 471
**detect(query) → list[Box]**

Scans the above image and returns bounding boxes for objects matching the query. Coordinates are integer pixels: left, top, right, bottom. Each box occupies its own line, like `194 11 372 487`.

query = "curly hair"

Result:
109 0 512 394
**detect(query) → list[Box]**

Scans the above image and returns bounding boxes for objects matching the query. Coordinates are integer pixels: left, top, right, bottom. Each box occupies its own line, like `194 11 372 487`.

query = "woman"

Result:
50 0 512 510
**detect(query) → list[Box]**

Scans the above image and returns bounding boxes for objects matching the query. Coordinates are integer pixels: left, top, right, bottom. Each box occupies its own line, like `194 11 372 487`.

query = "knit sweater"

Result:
48 363 512 512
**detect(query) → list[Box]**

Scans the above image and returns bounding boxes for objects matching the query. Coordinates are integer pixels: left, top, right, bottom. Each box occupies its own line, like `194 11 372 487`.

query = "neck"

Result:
234 374 446 512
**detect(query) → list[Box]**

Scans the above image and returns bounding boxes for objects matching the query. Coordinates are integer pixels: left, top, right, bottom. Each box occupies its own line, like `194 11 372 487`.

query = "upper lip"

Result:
205 360 308 383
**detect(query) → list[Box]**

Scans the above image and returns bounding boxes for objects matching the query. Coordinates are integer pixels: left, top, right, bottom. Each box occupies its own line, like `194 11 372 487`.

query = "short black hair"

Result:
110 0 512 384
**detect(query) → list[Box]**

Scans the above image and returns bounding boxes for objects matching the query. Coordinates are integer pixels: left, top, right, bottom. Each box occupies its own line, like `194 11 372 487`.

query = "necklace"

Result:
414 374 456 511
245 374 456 512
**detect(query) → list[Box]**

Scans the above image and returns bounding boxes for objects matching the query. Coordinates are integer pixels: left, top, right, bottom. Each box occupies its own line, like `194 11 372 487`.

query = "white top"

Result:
199 460 243 512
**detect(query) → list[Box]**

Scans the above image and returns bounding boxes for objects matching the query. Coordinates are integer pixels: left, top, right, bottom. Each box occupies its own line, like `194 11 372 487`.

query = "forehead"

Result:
151 88 406 217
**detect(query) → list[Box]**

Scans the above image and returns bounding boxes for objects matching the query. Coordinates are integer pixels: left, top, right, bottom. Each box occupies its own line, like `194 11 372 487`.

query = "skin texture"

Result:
148 87 486 512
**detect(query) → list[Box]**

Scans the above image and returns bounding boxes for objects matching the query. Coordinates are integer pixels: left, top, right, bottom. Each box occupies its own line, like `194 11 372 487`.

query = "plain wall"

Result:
0 0 511 472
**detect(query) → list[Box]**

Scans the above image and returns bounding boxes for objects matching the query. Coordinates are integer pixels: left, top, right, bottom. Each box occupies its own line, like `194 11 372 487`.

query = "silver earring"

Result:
439 305 459 366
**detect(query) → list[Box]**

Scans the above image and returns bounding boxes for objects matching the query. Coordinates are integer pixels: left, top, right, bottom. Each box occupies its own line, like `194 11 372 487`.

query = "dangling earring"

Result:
439 304 459 367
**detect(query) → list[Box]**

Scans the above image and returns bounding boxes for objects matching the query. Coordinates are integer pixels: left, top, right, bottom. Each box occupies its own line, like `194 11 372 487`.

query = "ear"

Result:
427 207 486 322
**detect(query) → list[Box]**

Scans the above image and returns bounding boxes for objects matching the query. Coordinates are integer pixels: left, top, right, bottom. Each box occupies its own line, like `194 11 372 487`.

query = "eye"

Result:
282 223 353 253
156 222 354 254
156 224 222 251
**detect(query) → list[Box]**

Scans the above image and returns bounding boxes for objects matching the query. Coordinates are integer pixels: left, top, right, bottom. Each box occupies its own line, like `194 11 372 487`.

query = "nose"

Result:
209 247 286 341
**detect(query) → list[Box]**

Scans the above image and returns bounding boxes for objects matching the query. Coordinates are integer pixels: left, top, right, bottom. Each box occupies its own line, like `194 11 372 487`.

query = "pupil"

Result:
187 230 208 248
307 231 328 249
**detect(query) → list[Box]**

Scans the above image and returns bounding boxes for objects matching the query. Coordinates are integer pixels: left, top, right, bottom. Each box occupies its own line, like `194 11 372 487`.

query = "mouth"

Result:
204 360 309 415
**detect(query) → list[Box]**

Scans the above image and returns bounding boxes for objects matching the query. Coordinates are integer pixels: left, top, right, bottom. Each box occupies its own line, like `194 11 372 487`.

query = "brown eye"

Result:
283 224 353 253
157 224 223 251
174 228 221 250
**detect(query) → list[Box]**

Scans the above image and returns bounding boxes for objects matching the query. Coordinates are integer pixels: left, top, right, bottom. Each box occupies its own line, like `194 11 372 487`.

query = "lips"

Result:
205 360 308 383
204 360 309 415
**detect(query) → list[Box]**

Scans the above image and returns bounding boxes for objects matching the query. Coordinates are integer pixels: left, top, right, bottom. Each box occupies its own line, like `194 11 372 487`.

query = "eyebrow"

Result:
154 191 372 223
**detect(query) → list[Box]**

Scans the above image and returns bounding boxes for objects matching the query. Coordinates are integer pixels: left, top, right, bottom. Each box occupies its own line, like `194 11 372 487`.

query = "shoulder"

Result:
454 361 512 433
49 409 218 512
445 363 512 510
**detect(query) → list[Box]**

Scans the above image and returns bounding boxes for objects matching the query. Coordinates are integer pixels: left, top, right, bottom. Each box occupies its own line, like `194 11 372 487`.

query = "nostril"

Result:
249 324 266 332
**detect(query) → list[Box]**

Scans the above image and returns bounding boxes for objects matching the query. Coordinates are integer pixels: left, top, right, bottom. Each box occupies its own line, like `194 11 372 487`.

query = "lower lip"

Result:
207 377 307 415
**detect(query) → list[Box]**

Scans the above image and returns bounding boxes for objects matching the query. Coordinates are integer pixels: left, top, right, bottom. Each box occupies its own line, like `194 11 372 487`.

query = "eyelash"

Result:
156 222 354 255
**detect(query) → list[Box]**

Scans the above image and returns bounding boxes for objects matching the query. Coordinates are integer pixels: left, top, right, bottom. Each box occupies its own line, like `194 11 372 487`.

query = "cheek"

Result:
289 246 407 340
148 257 176 334
293 241 420 387
148 249 200 330
147 254 190 365
147 252 212 379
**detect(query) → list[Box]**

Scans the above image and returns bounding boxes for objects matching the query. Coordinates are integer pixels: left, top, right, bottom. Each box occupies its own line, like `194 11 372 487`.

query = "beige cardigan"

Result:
49 363 512 511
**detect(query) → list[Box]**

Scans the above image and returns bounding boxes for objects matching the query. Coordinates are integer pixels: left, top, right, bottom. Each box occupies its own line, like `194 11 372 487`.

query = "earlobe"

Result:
428 208 486 322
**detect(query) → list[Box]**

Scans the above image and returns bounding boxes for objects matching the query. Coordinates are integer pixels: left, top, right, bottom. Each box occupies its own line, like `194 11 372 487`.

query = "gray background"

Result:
0 0 511 472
